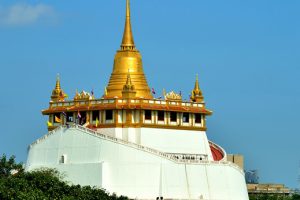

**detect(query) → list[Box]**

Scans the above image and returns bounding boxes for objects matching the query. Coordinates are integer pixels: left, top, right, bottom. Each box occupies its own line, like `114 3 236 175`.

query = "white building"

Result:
26 1 249 199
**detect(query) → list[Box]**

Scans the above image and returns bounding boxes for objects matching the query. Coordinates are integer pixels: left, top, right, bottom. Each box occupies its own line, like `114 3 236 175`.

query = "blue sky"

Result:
0 0 299 188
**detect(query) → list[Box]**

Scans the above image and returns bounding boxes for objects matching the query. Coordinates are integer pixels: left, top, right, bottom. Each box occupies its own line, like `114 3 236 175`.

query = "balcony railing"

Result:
50 98 205 109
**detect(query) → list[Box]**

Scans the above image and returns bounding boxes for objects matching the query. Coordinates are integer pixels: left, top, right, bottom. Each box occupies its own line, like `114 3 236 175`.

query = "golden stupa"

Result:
105 0 152 99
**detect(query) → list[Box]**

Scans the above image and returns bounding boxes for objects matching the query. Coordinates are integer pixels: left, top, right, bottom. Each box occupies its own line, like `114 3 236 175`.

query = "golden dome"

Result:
105 0 152 99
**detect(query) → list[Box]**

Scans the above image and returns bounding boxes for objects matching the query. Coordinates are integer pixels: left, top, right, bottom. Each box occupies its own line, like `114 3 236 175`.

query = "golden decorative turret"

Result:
74 89 94 101
51 74 66 102
164 90 182 101
105 0 152 99
190 74 204 102
122 70 136 98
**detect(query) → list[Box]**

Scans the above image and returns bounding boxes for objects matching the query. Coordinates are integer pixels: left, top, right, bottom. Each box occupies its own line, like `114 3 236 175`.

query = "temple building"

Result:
26 1 249 199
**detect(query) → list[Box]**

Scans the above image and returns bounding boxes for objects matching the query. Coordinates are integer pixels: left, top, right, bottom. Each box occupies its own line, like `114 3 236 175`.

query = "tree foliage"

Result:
0 154 23 178
249 193 300 200
0 154 129 200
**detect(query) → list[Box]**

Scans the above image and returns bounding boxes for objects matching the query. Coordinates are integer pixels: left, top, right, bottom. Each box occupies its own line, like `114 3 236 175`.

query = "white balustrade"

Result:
29 125 243 175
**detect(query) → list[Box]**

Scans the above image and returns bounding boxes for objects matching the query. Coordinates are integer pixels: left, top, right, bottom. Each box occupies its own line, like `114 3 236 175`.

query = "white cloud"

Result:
0 3 56 26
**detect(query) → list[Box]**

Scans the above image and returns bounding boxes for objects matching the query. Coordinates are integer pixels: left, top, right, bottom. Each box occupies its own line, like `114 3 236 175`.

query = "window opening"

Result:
106 110 113 121
92 110 99 121
145 110 152 120
78 112 86 125
66 112 73 122
157 111 164 121
195 113 202 124
54 113 61 123
170 112 177 122
183 113 189 123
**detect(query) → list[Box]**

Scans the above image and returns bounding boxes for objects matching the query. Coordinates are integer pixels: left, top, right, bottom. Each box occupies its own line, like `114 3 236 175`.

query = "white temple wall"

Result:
139 128 213 159
97 127 213 159
26 127 248 200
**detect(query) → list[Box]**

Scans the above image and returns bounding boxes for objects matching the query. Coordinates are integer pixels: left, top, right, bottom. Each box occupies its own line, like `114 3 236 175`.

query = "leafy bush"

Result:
249 193 300 200
0 154 129 200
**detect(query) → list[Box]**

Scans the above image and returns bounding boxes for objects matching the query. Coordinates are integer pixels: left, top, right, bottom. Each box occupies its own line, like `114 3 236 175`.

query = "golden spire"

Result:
105 0 152 99
55 74 61 90
121 0 135 50
194 74 200 92
51 74 66 102
190 74 204 102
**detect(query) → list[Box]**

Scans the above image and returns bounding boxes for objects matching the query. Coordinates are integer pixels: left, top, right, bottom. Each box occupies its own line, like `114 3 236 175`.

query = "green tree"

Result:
249 193 300 200
292 194 300 200
0 154 23 178
0 154 129 200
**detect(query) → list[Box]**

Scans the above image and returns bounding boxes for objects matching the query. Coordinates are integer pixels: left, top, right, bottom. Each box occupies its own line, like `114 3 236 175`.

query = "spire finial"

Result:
126 0 130 17
194 74 200 92
55 73 61 90
121 0 135 50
